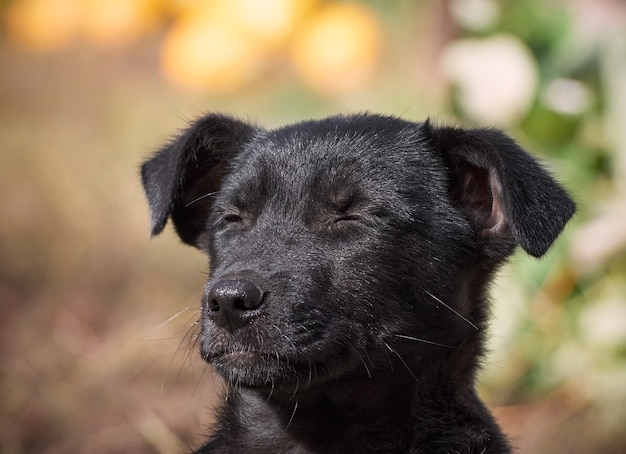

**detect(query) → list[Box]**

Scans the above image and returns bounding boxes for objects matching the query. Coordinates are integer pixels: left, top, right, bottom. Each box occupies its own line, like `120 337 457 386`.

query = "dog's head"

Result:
141 113 575 393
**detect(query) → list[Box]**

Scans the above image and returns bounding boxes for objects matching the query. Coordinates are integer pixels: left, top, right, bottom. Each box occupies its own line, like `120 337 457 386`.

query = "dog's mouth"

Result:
204 343 359 390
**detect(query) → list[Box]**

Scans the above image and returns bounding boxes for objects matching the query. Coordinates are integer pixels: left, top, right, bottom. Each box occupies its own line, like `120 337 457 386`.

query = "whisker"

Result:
181 320 202 366
357 349 372 378
265 377 276 402
290 378 300 400
424 290 479 331
154 305 197 330
169 333 199 391
185 191 218 207
286 401 299 428
188 364 209 407
383 341 418 383
160 310 202 393
394 334 456 349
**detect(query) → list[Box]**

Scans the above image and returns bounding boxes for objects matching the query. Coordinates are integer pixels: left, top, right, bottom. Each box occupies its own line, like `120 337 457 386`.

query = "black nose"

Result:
206 279 265 331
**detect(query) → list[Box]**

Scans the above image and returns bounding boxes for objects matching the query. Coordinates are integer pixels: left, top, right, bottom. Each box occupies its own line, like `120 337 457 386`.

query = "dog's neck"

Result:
211 354 488 453
223 372 418 452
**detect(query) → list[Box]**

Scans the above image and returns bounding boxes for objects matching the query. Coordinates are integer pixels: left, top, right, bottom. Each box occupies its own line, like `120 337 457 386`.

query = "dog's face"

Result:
201 118 479 389
141 114 575 393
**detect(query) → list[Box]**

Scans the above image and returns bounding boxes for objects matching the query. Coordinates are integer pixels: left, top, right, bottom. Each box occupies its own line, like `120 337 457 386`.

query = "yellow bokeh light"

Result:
5 0 80 52
160 13 263 92
290 2 383 95
81 0 163 48
159 0 317 92
209 0 318 53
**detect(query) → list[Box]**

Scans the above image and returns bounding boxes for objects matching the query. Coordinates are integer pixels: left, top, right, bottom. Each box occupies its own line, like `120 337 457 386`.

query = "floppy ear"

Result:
432 125 576 258
140 113 257 247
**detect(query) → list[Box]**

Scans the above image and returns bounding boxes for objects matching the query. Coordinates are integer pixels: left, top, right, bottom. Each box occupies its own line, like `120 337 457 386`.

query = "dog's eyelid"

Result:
223 213 243 222
216 205 245 223
334 213 362 222
333 208 387 225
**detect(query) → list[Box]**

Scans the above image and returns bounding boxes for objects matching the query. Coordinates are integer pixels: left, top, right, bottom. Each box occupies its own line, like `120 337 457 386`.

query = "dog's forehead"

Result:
218 116 441 212
245 116 431 181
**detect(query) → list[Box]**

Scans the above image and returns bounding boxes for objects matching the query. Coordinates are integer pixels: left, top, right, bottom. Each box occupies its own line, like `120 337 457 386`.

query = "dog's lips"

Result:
205 342 358 389
211 349 267 365
206 348 285 370
208 349 297 385
208 349 304 368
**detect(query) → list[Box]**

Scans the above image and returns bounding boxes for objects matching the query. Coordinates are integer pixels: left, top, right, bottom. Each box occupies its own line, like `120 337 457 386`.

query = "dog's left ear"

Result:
140 114 257 247
432 125 576 257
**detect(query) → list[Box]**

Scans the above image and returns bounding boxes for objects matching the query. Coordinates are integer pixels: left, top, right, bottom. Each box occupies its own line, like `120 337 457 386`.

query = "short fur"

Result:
141 113 575 453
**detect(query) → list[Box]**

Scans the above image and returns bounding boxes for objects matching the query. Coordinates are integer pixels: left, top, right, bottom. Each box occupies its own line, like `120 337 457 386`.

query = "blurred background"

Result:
1 0 625 452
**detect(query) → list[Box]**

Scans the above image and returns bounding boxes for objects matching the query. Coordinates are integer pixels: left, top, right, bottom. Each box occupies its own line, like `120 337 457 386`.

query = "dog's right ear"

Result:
140 114 257 247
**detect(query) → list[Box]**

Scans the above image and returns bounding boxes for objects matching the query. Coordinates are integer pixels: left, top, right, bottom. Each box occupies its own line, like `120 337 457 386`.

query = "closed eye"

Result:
223 213 243 223
333 209 389 228
216 205 244 225
334 214 362 223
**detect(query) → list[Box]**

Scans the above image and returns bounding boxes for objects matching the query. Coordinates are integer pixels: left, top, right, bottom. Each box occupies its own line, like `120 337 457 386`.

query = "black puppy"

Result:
141 113 575 453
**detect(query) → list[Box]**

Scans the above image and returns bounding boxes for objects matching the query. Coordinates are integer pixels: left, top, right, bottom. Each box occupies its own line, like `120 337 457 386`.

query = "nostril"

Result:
208 298 220 312
232 298 246 311
236 281 264 310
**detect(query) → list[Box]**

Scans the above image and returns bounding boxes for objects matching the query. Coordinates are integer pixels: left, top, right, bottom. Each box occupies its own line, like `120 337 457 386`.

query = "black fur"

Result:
141 113 575 453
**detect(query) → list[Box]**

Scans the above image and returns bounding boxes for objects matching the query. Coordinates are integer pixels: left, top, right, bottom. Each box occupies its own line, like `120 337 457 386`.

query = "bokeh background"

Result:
1 0 625 452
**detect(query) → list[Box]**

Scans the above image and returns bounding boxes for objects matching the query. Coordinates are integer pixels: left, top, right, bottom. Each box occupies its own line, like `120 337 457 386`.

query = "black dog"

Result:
141 113 575 453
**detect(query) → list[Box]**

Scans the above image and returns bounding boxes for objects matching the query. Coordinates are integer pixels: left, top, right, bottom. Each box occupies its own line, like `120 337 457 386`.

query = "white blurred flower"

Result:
450 0 500 32
571 200 626 271
580 297 626 348
442 34 539 125
543 78 593 115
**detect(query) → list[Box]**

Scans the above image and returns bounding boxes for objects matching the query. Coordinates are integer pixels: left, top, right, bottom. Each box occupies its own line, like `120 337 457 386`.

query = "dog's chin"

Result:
205 348 359 392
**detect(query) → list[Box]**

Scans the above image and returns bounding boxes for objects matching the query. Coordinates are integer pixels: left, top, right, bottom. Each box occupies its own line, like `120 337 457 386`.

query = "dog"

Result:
141 113 575 453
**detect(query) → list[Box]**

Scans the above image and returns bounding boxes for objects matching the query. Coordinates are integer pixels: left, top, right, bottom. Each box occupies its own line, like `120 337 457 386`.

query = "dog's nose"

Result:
206 279 265 331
